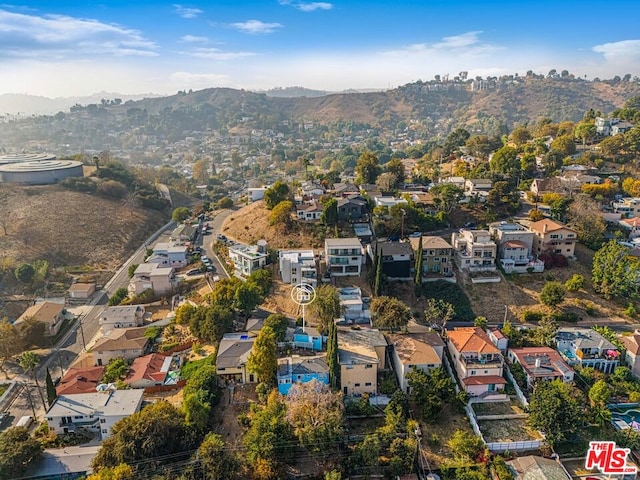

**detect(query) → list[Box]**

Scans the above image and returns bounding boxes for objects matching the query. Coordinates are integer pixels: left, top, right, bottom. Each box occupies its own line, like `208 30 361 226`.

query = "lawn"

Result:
472 400 525 417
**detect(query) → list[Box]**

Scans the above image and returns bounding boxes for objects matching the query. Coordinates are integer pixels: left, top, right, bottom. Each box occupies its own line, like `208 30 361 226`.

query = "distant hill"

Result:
260 86 330 98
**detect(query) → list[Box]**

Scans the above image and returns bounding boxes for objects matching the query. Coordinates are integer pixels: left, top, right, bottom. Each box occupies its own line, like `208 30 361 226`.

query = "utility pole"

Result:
503 304 508 327
78 315 86 351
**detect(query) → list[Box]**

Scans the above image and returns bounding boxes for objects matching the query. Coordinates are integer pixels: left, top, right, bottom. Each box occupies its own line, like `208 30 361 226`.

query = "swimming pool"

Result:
611 408 640 429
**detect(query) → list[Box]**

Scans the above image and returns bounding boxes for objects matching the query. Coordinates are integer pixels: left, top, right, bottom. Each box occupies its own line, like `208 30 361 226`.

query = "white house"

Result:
128 263 177 296
45 390 144 439
278 250 317 287
451 229 497 272
324 238 363 276
151 242 189 268
248 187 268 203
99 305 145 334
229 242 269 278
387 333 444 394
338 287 371 323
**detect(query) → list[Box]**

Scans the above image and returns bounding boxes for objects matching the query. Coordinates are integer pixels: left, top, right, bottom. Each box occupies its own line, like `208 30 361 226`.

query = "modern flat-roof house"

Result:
324 238 363 276
46 390 144 439
293 326 324 351
277 355 329 395
528 219 577 258
216 333 256 384
372 241 414 280
278 250 317 287
338 287 371 323
151 242 189 268
128 263 177 296
508 347 575 389
620 333 640 379
447 327 506 398
451 229 497 272
489 222 544 273
15 301 65 337
92 327 150 366
248 187 268 203
229 243 269 278
56 366 105 396
556 327 620 373
409 236 454 280
387 332 444 394
613 197 640 218
99 305 145 334
338 328 387 396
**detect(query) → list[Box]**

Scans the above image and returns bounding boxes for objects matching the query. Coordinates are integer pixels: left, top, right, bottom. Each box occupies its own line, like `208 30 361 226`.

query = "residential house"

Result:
247 187 268 203
337 196 368 222
528 219 577 257
300 180 325 197
338 287 371 323
99 305 145 334
338 328 387 395
387 332 444 394
216 333 256 383
506 455 571 480
277 355 329 394
92 327 149 366
620 217 640 238
353 223 374 243
278 250 317 287
128 263 177 296
293 326 324 351
530 178 561 197
228 242 269 278
612 121 634 136
613 197 640 218
67 283 96 302
596 116 616 136
447 327 506 397
409 235 454 280
169 224 198 244
371 241 414 280
438 176 466 189
508 347 575 389
324 238 363 276
56 366 105 396
124 353 180 389
556 327 620 373
489 222 544 273
46 390 144 439
329 182 360 197
464 178 493 196
620 333 640 379
451 229 497 272
150 242 189 268
487 328 508 353
15 301 65 337
296 202 323 222
374 196 408 209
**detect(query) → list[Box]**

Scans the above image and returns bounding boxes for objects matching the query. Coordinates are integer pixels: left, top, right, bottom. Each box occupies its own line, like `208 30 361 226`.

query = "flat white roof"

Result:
47 390 143 418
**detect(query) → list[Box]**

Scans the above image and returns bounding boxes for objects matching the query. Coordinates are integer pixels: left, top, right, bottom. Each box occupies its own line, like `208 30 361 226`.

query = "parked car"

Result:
217 234 227 241
186 268 200 276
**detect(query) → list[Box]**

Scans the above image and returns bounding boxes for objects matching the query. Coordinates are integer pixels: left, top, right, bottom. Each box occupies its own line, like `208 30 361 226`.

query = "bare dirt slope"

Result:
0 184 167 270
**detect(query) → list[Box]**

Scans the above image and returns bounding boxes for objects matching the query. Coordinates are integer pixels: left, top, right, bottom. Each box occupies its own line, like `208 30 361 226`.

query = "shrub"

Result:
522 310 543 323
565 274 585 292
97 179 128 199
625 303 638 319
540 281 566 307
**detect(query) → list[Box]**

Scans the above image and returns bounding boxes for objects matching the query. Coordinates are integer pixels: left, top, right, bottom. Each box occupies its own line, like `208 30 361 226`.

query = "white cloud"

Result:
230 19 282 35
593 39 640 60
0 8 157 58
180 35 209 43
279 1 333 12
383 31 499 59
173 4 203 19
184 47 255 60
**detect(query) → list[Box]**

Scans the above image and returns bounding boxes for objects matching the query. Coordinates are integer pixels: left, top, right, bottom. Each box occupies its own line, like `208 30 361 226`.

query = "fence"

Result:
143 379 186 394
485 440 544 452
504 365 529 407
160 340 194 355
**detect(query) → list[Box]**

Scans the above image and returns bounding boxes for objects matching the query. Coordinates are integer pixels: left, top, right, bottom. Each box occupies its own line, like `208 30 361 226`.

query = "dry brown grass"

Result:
0 184 167 271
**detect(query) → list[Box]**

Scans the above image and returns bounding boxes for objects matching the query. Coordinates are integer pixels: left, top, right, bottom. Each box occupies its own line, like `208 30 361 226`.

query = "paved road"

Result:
199 207 238 279
4 220 176 428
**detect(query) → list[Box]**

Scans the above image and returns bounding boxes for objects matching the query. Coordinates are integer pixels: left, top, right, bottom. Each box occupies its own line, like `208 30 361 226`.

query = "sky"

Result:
0 0 639 97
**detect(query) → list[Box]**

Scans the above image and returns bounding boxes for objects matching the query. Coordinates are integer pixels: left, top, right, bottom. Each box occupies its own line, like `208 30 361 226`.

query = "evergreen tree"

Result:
326 321 340 390
45 368 57 408
414 238 423 286
374 250 383 296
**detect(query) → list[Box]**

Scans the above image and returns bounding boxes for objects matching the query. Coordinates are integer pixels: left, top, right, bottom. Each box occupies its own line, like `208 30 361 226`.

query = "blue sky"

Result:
0 1 638 97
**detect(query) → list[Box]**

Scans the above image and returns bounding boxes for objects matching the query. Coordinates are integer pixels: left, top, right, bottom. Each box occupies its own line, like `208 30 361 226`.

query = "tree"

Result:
592 240 640 299
45 368 57 407
588 379 612 406
171 206 190 223
0 427 43 480
183 364 219 406
86 464 133 480
423 298 455 330
269 200 294 230
217 196 233 209
309 285 342 335
197 433 237 480
14 263 35 284
376 172 398 192
532 315 558 347
189 306 234 343
568 195 607 250
489 146 520 176
574 122 597 147
321 198 338 225
510 126 532 147
355 151 381 184
0 320 23 378
474 316 488 330
127 263 138 278
247 268 273 297
429 183 464 213
264 180 290 210
264 314 289 343
247 326 278 384
385 158 405 187
550 135 576 157
528 209 545 221
407 367 455 422
414 238 423 286
326 320 339 390
565 274 586 292
285 380 344 451
182 393 211 431
108 287 128 306
192 159 209 184
102 358 129 383
540 281 565 307
18 351 45 409
374 250 383 296
92 401 195 469
528 380 581 446
370 296 411 331
444 128 471 155
234 282 263 317
447 429 484 461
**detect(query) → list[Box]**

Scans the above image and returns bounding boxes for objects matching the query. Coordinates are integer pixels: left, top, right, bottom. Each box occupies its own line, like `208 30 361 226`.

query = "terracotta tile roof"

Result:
125 353 171 385
503 240 528 248
447 327 500 355
56 366 105 395
509 347 574 378
621 334 640 356
462 375 507 386
622 217 640 228
529 219 575 234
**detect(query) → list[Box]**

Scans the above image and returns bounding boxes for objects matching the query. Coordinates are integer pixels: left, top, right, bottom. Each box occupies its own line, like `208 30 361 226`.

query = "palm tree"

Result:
19 351 46 409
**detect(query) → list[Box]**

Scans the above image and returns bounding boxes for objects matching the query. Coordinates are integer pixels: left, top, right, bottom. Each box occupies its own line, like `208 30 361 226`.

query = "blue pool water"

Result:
612 409 640 428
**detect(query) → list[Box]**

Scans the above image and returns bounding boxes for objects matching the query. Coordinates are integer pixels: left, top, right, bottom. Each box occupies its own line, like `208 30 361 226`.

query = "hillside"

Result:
0 184 167 270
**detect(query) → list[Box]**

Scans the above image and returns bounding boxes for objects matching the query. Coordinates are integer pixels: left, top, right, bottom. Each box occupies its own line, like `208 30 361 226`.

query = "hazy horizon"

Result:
0 1 639 97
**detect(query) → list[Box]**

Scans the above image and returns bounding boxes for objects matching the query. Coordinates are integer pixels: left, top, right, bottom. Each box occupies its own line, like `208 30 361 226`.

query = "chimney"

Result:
543 222 548 234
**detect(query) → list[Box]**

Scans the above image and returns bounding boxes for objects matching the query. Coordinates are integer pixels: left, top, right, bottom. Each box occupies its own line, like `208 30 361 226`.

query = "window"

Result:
100 419 106 424
434 257 440 262
365 364 373 369
471 370 476 375
484 370 488 374
74 416 83 419
365 382 372 386
102 429 108 434
354 383 360 387
346 365 354 370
